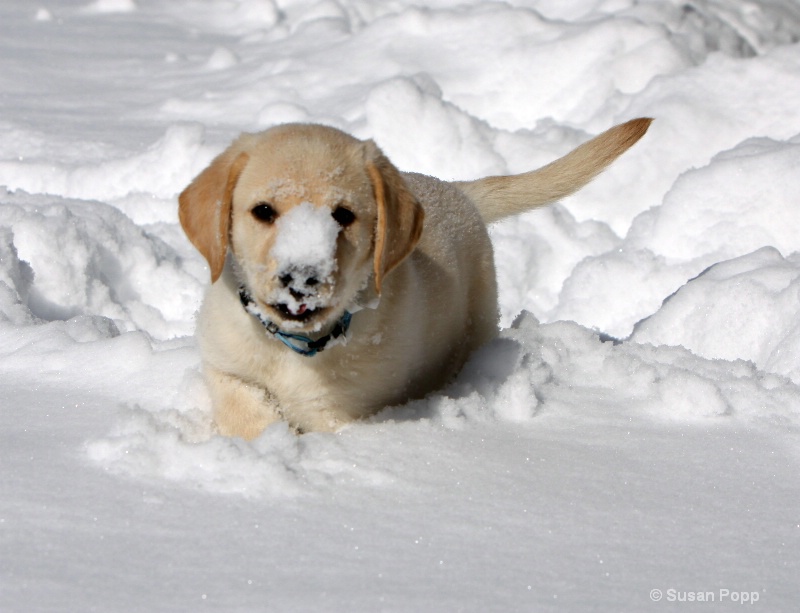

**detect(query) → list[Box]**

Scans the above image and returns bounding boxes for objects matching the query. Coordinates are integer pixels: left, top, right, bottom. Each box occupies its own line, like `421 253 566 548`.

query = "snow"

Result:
2 0 800 611
269 200 341 315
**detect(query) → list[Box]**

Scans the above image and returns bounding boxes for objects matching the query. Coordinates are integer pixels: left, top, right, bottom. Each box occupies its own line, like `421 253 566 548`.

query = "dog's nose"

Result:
279 268 321 292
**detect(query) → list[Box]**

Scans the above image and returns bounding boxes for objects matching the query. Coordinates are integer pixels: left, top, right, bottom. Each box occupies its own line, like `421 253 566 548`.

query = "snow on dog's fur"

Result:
179 120 651 438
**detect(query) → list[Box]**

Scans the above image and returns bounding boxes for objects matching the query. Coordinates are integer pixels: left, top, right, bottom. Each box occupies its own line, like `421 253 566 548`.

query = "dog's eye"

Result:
251 202 277 224
332 206 356 227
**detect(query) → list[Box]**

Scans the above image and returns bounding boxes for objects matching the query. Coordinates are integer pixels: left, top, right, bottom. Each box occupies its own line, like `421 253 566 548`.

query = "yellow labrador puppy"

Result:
179 119 651 438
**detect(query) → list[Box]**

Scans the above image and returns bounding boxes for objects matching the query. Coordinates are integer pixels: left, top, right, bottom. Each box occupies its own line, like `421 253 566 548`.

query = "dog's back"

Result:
393 172 499 388
341 115 652 414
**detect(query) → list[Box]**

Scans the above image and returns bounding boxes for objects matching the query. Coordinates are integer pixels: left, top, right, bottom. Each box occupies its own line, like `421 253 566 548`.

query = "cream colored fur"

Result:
179 119 651 438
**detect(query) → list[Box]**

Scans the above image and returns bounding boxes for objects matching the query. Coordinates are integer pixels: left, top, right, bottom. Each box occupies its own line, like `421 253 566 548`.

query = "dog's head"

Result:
179 124 424 332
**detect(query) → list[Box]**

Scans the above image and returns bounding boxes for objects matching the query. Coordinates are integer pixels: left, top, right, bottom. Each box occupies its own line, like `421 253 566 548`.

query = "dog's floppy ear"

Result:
179 147 250 282
364 142 425 294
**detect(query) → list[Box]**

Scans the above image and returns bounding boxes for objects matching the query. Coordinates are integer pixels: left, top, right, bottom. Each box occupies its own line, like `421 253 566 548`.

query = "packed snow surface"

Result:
2 0 800 611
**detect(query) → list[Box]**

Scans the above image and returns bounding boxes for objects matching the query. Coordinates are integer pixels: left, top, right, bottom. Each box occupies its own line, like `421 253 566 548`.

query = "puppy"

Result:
179 119 651 438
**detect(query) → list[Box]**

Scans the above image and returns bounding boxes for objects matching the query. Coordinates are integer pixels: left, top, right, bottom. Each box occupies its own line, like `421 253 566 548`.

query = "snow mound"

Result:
82 0 137 14
83 313 800 499
87 408 397 498
552 134 800 338
632 247 800 384
0 124 207 204
0 189 202 339
162 0 281 35
86 369 398 498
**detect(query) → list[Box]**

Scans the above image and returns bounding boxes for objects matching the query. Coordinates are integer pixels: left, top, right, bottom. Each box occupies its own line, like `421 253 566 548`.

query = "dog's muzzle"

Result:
279 264 321 298
272 263 334 319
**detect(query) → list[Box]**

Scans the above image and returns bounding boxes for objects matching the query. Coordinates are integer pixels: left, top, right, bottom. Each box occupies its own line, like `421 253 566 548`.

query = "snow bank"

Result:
0 124 207 205
0 188 203 339
633 247 800 384
82 312 800 499
81 0 137 14
552 133 800 341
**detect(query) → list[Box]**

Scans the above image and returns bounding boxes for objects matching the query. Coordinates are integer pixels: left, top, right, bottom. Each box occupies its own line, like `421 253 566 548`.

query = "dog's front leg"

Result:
204 367 282 440
282 394 361 434
294 406 353 433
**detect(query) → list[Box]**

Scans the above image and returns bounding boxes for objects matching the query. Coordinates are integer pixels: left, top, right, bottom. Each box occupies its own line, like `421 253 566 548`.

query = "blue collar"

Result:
238 285 352 357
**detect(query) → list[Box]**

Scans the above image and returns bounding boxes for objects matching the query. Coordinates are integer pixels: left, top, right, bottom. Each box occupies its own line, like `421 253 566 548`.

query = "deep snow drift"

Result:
1 0 800 611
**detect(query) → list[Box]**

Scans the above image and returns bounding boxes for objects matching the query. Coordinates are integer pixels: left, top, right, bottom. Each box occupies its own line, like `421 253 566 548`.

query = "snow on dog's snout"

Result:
269 201 340 316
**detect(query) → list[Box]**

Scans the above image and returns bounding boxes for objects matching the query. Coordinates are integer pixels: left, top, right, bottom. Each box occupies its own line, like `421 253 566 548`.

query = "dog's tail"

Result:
455 118 652 224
